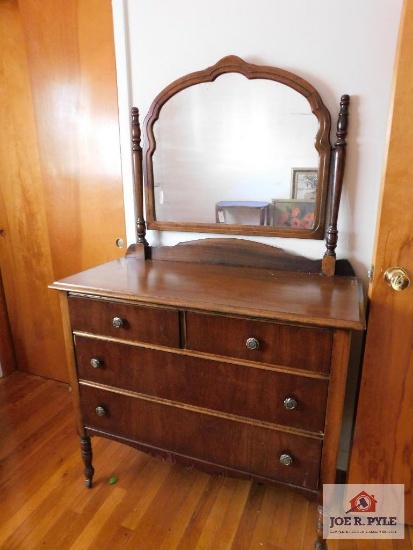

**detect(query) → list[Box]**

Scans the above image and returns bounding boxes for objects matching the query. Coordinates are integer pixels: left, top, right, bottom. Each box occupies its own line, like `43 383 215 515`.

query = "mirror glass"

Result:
151 73 319 229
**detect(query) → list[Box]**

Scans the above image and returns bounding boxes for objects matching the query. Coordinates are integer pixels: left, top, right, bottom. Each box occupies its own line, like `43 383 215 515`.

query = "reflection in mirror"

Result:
152 74 319 227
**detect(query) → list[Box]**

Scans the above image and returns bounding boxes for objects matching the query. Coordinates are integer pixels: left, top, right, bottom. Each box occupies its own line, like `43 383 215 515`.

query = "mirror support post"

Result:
131 107 149 255
322 95 350 276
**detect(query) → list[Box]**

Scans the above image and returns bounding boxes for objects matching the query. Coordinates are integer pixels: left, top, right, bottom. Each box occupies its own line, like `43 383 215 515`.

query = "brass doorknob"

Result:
383 267 410 291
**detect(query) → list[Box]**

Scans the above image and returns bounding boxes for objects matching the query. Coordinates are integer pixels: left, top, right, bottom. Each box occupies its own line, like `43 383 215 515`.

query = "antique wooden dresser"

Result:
51 57 365 548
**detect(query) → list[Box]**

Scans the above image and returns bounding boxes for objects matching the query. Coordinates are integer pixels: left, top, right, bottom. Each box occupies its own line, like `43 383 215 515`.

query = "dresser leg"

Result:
314 504 328 549
80 436 94 488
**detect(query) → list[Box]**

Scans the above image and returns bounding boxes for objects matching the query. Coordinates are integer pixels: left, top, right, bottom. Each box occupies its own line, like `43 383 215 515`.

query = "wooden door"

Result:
0 0 126 382
0 269 16 377
348 0 413 524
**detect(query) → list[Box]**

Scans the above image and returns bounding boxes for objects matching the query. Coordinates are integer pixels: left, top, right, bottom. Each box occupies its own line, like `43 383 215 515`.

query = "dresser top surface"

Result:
51 257 365 330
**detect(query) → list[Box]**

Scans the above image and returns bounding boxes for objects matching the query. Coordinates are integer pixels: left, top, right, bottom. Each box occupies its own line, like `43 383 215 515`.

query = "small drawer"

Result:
74 335 328 432
185 312 333 373
80 384 322 490
68 296 180 347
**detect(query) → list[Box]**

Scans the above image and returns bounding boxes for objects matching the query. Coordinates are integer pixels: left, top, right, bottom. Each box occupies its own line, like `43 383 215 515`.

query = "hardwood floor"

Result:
1 372 412 549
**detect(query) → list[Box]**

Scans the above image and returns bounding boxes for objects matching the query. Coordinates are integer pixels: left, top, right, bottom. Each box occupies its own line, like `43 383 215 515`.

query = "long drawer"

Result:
185 311 333 373
68 296 180 347
79 384 322 490
74 335 328 432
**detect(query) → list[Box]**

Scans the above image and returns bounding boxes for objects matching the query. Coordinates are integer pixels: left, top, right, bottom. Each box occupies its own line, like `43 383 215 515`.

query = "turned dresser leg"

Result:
314 504 328 549
80 436 94 488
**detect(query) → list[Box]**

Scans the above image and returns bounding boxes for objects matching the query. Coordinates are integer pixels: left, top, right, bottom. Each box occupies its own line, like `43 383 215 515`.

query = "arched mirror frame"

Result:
143 56 332 238
131 56 350 276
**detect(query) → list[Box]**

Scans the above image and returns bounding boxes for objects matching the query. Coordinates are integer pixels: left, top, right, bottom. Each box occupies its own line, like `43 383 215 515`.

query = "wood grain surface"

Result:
0 0 126 381
348 0 413 524
51 256 365 330
1 372 413 549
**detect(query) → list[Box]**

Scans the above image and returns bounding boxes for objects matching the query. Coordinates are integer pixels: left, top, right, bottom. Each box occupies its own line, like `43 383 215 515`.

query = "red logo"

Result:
346 491 378 513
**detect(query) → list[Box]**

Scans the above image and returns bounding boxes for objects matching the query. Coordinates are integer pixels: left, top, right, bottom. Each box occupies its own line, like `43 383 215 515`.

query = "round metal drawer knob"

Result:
112 316 124 329
279 453 293 466
90 358 102 369
283 397 298 410
95 406 106 417
246 337 260 350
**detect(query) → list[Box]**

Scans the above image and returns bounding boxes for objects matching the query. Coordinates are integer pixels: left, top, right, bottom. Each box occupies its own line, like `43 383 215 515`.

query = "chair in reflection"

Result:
215 201 270 225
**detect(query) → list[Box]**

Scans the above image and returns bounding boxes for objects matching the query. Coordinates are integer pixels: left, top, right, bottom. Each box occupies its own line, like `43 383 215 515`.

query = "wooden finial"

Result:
131 107 149 251
322 95 350 276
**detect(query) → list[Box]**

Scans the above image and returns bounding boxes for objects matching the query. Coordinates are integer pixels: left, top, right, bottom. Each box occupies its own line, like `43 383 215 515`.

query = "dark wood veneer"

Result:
79 383 323 491
68 296 180 347
54 256 364 330
74 334 329 432
185 311 333 373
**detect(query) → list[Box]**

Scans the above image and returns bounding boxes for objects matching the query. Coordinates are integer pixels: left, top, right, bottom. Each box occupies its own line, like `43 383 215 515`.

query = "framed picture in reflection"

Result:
291 168 318 200
272 199 315 229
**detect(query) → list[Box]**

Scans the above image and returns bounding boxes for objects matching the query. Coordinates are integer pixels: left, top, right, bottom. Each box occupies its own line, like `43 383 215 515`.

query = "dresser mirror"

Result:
132 56 350 275
150 75 320 227
139 55 340 240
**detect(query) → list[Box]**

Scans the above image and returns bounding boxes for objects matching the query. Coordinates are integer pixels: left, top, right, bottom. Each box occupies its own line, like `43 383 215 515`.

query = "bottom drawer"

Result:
79 384 322 490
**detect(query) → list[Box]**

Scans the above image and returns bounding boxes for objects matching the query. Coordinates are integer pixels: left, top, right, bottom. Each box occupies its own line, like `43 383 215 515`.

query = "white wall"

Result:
112 0 403 280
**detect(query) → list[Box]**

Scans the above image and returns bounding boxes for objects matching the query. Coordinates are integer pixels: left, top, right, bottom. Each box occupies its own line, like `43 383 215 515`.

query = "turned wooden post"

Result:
80 436 94 488
130 107 149 256
322 95 350 276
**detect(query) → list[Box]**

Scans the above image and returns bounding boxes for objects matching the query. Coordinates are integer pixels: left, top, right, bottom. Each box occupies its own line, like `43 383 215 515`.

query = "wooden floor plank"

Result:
122 465 191 548
70 486 127 549
37 509 81 550
0 378 66 443
267 486 295 548
0 412 75 497
210 479 252 550
0 371 44 405
49 444 147 549
175 475 225 549
230 481 267 549
194 476 239 549
121 457 173 530
284 492 311 550
5 481 79 549
159 471 211 549
0 445 81 547
302 497 322 549
247 483 279 548
395 532 413 549
1 372 412 550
